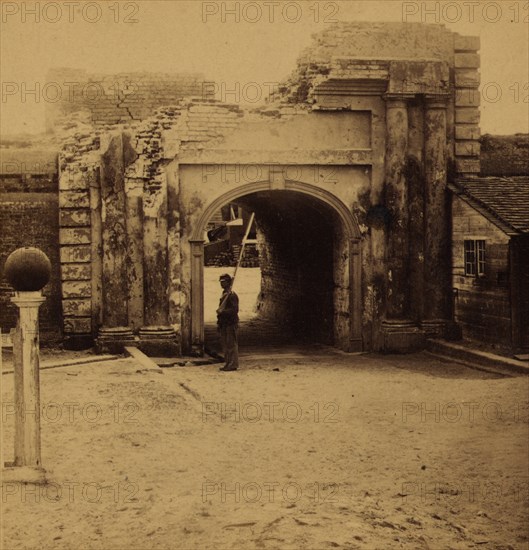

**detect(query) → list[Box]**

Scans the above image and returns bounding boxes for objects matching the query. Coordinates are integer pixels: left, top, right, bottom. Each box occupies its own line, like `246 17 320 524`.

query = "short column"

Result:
190 239 205 356
422 94 454 339
97 134 134 353
138 180 178 356
381 94 425 352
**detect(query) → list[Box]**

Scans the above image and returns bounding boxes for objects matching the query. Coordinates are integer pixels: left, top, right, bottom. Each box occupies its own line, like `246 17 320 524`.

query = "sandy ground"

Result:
1 268 528 549
1 349 528 550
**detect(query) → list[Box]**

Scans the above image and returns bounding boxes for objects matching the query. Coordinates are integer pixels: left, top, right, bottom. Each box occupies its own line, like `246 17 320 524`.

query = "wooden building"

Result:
449 178 529 354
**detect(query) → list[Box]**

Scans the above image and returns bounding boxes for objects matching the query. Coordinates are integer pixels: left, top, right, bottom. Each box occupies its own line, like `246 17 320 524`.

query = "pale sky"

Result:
1 0 528 135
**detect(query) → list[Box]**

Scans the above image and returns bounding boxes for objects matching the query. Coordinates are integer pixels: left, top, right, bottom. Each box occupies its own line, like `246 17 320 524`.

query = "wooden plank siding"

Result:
451 196 512 347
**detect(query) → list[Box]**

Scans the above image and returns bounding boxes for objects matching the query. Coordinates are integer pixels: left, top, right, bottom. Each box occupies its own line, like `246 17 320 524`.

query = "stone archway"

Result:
188 180 362 354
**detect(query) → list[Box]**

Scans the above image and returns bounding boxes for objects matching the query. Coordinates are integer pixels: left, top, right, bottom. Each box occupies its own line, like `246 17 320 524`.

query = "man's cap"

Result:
219 273 233 282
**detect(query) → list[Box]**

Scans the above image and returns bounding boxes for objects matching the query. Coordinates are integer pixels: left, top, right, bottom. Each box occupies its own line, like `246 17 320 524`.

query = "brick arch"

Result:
191 180 362 241
188 180 363 353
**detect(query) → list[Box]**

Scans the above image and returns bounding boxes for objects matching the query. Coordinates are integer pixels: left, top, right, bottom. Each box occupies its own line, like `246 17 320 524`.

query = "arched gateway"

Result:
188 181 363 354
40 23 481 354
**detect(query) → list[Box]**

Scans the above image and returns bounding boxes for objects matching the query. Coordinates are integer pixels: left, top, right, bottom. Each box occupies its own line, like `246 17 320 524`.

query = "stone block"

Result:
455 88 480 107
454 69 480 88
388 60 450 96
59 227 91 245
61 263 91 280
454 53 480 68
59 191 90 208
64 317 92 334
60 245 91 263
455 125 480 140
62 298 92 316
455 107 480 124
381 326 426 353
60 209 91 227
454 35 480 52
59 171 90 191
62 281 91 298
455 141 480 156
455 158 481 174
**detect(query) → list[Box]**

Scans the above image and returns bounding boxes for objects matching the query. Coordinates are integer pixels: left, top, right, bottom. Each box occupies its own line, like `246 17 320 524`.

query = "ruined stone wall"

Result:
279 22 481 178
54 98 247 348
45 69 214 129
3 22 491 353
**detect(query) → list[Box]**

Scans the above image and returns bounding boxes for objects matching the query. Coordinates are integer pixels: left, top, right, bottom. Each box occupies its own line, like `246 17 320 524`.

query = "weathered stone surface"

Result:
455 158 481 174
423 101 451 321
454 69 479 88
60 245 91 263
455 108 480 124
454 53 480 68
455 141 480 156
143 175 169 327
62 281 92 298
455 88 480 107
61 263 91 281
388 60 449 95
454 35 480 52
59 191 90 208
64 317 92 333
384 97 410 320
100 133 129 327
62 298 92 316
59 209 91 227
59 170 90 191
59 227 91 245
455 125 480 140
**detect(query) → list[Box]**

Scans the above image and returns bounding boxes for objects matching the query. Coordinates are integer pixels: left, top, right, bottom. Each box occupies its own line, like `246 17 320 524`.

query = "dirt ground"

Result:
1 348 528 550
1 268 528 549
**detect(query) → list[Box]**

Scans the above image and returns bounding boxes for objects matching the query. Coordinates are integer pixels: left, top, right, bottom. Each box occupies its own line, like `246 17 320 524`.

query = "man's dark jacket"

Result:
217 291 239 327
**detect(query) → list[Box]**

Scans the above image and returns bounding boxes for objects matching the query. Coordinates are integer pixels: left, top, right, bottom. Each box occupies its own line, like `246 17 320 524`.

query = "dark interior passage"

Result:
205 190 341 351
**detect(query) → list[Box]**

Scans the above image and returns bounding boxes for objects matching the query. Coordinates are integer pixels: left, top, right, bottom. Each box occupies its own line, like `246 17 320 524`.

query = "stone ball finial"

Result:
4 247 52 291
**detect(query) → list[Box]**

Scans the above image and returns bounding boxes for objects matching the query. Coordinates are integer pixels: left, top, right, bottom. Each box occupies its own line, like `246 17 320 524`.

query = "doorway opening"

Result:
200 189 351 353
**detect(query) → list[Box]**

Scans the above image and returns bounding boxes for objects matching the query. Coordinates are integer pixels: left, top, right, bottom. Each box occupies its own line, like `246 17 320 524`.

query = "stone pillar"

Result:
11 293 45 467
422 94 452 338
407 102 425 325
190 239 205 356
8 292 46 483
125 178 144 331
96 133 134 353
3 247 50 483
381 94 424 352
349 239 363 352
89 167 103 335
138 176 178 356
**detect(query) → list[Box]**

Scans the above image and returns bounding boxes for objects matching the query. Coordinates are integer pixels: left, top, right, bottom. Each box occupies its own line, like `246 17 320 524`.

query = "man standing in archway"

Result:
217 274 239 372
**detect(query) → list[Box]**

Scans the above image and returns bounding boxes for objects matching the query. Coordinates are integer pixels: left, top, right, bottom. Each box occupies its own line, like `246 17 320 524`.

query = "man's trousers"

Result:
220 324 239 370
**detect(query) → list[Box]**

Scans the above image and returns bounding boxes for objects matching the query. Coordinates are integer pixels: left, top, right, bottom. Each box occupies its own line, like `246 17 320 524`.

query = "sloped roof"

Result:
449 177 529 235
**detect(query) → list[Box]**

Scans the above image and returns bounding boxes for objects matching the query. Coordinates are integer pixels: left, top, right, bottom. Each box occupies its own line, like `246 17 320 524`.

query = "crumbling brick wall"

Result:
45 69 215 129
0 154 62 342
